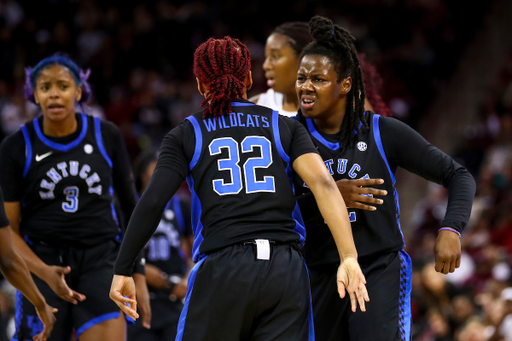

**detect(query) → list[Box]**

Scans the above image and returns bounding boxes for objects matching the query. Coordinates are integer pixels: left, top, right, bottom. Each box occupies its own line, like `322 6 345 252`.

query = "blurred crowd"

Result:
405 49 512 341
0 0 507 340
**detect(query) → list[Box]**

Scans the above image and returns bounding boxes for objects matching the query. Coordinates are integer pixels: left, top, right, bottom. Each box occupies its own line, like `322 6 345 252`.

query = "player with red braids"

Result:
110 36 368 341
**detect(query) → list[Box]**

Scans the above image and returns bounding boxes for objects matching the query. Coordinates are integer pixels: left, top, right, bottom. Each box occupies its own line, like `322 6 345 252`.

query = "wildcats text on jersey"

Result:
204 112 270 132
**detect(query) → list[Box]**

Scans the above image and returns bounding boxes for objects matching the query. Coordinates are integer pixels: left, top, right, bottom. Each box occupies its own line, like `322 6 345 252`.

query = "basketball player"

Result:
0 54 150 341
0 186 57 341
293 16 476 341
251 21 389 212
111 36 369 341
128 149 193 341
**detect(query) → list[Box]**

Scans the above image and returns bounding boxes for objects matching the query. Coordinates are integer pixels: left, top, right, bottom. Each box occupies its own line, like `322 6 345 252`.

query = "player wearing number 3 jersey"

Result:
111 36 368 341
0 54 149 341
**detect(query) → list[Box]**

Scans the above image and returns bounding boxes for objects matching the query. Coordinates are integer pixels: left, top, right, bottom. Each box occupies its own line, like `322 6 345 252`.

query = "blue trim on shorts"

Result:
34 113 88 151
176 256 208 341
20 125 32 177
398 250 412 341
302 259 316 341
76 311 121 339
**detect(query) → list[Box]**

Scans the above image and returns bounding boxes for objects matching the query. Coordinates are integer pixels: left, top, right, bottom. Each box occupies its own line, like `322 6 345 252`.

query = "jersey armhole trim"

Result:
185 116 202 171
20 125 32 178
372 114 396 184
94 117 113 168
172 195 186 233
272 111 290 163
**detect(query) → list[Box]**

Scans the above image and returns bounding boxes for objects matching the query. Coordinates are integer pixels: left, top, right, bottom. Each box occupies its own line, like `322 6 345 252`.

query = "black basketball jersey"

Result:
19 114 119 247
185 102 306 262
294 111 404 267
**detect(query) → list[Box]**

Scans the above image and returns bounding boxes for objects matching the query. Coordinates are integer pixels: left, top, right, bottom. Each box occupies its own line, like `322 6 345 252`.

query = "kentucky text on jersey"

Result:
203 112 270 132
303 158 370 188
39 161 102 199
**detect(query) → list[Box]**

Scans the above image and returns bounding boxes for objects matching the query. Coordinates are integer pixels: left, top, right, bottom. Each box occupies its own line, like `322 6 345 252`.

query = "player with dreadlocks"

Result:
293 15 476 340
110 36 369 341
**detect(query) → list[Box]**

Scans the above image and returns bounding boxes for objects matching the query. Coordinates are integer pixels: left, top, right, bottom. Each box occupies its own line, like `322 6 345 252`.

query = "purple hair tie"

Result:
79 68 92 103
439 227 461 237
331 28 335 36
23 67 36 104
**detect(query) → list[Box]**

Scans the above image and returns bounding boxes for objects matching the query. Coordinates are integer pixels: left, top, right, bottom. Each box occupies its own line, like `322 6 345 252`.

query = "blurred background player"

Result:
0 186 56 341
128 148 193 341
111 36 368 341
293 15 476 341
0 54 150 341
251 21 392 118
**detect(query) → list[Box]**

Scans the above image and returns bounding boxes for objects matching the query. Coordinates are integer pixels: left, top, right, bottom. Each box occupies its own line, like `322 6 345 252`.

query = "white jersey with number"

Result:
256 89 296 117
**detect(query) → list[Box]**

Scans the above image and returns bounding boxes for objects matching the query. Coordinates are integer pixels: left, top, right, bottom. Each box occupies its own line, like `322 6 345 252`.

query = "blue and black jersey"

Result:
115 100 318 275
0 113 138 248
294 111 475 268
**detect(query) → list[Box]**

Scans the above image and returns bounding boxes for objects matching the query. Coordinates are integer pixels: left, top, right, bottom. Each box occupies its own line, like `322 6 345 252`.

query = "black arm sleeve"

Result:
102 122 138 225
0 131 26 202
379 116 476 233
0 187 10 228
114 125 190 275
102 122 145 273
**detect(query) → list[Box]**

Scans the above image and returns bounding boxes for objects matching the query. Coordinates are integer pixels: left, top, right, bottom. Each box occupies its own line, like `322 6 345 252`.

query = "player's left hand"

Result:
109 275 139 321
134 273 152 329
434 228 461 274
337 257 369 312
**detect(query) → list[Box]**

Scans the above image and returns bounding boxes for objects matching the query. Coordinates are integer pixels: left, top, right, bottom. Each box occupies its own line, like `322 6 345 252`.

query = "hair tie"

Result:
331 28 335 36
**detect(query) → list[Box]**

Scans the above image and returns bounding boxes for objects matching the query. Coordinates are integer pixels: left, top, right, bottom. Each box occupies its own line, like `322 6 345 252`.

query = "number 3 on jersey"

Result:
209 136 275 195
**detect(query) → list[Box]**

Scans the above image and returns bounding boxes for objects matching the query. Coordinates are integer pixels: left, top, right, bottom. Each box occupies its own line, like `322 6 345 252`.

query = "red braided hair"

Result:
358 53 392 117
193 36 252 119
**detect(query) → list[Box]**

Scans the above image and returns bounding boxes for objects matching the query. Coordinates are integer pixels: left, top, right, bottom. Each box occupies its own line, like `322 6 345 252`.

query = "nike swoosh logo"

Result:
35 152 53 162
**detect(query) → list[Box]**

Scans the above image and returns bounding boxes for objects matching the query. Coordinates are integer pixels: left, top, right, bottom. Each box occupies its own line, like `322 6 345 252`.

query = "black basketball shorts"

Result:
12 240 128 341
175 242 314 341
310 250 412 341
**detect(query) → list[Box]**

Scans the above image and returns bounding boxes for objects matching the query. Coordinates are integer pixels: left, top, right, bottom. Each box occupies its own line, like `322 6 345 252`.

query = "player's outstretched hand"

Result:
43 265 86 304
336 178 387 211
434 229 461 274
337 258 369 312
110 275 139 321
134 273 152 329
32 303 57 341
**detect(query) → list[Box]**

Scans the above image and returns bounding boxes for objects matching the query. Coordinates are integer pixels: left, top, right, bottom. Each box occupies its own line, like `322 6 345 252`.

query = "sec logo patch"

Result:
357 141 367 152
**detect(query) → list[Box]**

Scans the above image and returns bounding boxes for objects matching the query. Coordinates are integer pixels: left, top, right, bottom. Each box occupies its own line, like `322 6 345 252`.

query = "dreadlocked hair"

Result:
273 22 313 56
302 15 368 148
193 36 251 119
358 53 392 117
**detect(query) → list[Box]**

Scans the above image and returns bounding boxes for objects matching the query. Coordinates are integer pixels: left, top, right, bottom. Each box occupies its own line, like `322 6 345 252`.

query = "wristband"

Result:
439 227 461 237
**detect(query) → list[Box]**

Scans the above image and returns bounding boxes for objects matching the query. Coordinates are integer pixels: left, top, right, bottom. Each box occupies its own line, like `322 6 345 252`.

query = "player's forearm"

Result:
10 230 49 280
144 264 169 290
0 249 46 309
310 178 358 261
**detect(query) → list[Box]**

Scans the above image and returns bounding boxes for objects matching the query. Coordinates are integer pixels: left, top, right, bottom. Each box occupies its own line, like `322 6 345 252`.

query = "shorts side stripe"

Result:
175 256 208 341
398 250 412 341
75 311 121 339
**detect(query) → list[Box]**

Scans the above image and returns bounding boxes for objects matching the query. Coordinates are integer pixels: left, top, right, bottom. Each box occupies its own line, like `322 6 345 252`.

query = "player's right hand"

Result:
337 257 369 312
43 265 86 304
110 275 139 321
336 178 387 211
33 303 57 341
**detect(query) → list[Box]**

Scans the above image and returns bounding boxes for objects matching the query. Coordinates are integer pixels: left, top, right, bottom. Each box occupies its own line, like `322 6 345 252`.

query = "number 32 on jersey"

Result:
209 136 275 195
